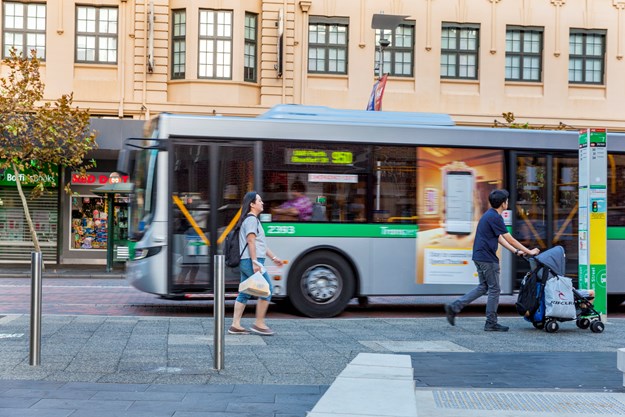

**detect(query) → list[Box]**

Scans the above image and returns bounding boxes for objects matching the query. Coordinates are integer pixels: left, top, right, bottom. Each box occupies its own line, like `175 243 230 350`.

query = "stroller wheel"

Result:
576 318 591 329
545 320 559 333
532 321 545 330
590 320 605 333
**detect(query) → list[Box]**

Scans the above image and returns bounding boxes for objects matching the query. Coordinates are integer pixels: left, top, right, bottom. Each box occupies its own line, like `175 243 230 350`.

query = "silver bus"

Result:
117 105 625 317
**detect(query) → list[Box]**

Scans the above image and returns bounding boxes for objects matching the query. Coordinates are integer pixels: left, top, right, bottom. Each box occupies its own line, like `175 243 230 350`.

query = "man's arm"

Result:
500 233 540 256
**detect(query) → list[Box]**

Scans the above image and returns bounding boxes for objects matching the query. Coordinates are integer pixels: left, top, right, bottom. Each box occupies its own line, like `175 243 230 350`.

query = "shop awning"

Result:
93 182 133 195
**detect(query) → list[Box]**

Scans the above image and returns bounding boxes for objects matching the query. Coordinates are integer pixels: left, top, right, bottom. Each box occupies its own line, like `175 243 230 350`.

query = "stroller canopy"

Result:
535 246 566 276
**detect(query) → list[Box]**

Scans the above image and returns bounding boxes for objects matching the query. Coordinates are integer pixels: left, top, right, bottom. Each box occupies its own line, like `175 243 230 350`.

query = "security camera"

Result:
379 38 390 48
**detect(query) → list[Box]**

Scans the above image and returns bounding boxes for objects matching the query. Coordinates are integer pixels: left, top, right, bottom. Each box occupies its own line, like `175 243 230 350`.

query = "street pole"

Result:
29 252 42 366
213 254 225 370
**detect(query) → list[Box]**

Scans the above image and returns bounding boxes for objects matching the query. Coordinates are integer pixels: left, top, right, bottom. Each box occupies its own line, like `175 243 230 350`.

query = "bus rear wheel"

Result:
287 251 355 318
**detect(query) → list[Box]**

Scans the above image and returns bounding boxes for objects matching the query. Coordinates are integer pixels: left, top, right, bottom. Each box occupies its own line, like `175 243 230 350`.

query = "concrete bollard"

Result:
617 348 625 386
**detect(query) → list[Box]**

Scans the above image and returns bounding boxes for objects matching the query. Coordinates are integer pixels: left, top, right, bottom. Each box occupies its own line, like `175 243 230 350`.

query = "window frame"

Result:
505 26 543 82
374 22 416 77
244 12 257 83
2 1 46 60
569 29 606 85
171 9 186 80
440 22 480 80
198 9 233 80
308 16 349 75
74 5 118 64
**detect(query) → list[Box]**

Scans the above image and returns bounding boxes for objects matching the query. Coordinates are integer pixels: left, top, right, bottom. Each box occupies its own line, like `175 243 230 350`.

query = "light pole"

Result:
371 13 409 79
377 37 390 80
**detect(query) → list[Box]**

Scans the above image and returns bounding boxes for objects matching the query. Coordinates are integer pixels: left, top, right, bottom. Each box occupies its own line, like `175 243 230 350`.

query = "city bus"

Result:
117 105 625 317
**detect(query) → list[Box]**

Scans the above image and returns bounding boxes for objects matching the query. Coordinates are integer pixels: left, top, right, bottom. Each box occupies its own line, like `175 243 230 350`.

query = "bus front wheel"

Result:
287 251 355 318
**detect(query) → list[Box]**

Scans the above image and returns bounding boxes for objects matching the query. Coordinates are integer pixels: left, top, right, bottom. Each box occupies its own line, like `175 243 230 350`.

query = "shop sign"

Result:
71 172 130 185
0 164 58 187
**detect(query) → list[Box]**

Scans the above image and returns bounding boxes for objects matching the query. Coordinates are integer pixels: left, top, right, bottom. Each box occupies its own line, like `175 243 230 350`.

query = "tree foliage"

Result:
0 49 97 254
493 112 573 130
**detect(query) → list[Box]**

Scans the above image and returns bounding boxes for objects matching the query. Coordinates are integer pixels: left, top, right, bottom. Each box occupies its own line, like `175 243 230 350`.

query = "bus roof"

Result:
258 104 455 127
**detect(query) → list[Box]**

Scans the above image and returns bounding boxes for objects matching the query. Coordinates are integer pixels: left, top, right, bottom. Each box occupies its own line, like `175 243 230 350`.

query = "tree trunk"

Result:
12 162 43 258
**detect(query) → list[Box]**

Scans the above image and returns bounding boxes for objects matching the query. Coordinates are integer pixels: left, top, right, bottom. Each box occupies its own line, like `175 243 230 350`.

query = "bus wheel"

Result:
287 251 355 318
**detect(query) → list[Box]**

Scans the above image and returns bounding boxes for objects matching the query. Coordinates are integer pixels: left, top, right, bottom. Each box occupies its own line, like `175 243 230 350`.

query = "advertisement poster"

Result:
417 148 503 284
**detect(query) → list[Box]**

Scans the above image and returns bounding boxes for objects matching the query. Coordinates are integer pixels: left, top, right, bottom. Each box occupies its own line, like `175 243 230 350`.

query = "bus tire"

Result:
287 251 355 318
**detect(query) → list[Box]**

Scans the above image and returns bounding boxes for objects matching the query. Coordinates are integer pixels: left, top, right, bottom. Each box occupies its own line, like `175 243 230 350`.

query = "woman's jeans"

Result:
235 258 273 304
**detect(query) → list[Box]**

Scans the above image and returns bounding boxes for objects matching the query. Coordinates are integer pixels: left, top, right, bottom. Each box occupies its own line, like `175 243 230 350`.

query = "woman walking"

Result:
229 191 282 336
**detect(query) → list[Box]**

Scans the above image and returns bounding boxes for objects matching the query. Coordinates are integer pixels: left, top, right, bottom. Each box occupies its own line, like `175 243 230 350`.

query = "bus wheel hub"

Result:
305 266 340 302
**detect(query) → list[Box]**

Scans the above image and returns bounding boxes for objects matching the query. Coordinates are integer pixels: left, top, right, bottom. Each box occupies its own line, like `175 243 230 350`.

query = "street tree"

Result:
0 49 97 257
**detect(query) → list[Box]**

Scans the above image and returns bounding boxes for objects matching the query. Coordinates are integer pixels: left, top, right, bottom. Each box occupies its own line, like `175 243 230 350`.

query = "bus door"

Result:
512 153 579 287
169 140 256 293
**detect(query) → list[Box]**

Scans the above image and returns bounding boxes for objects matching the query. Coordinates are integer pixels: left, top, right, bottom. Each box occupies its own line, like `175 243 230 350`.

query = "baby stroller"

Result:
515 246 604 333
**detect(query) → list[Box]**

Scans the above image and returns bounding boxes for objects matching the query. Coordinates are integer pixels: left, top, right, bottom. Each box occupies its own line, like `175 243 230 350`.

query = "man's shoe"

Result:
444 304 456 326
484 323 509 332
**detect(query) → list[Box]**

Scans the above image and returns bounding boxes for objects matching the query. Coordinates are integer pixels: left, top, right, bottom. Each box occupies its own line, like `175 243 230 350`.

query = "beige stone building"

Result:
1 0 625 128
2 0 625 264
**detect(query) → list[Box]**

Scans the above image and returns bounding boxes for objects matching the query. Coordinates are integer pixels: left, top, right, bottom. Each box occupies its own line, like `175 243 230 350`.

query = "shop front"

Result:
0 164 59 263
59 168 130 265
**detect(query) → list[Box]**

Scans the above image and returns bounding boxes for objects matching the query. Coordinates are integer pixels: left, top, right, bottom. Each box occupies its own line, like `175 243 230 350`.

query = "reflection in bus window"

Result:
608 154 625 226
373 146 417 223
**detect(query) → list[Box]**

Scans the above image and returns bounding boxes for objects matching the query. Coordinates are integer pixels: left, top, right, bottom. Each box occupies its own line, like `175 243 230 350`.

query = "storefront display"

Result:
70 196 108 250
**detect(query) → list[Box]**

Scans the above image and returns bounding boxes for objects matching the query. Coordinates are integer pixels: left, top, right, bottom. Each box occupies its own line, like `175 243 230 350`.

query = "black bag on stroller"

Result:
516 246 604 333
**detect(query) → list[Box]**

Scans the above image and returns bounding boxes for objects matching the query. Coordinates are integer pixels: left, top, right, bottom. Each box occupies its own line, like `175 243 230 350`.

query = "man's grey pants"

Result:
450 261 501 326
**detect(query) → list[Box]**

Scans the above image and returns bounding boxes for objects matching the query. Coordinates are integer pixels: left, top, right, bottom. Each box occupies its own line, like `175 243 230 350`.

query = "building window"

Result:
505 27 543 82
308 17 348 74
569 29 605 85
374 23 415 77
75 6 118 64
244 13 257 82
198 9 232 79
3 2 46 59
440 23 479 80
171 9 186 79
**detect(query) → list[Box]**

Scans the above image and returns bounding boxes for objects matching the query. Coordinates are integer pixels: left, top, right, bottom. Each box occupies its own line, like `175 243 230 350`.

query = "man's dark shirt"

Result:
472 208 508 263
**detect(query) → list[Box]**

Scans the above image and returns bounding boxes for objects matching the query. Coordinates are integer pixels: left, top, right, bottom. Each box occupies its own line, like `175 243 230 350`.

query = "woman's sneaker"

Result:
484 323 509 332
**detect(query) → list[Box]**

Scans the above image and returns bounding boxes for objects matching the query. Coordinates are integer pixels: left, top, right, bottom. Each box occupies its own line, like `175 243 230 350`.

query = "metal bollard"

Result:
30 252 42 366
213 255 225 370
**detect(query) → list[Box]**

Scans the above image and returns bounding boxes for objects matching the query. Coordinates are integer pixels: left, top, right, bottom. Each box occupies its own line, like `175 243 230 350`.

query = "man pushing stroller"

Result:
445 189 540 332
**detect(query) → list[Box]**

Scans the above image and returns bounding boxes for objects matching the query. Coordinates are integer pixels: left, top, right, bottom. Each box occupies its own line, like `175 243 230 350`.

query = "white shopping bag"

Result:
544 275 576 319
239 271 270 297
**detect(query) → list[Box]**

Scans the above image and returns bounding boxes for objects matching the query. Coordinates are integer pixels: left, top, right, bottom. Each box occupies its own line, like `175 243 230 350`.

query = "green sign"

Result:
0 164 58 187
263 223 417 238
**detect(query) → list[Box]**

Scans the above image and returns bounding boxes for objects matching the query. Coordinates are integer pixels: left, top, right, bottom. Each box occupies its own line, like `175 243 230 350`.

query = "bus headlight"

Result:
133 246 162 260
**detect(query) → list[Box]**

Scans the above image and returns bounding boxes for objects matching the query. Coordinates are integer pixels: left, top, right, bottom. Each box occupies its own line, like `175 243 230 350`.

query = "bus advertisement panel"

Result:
416 148 504 285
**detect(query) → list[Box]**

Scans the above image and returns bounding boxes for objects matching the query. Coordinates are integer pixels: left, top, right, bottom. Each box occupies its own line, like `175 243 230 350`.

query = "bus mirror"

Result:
117 149 133 175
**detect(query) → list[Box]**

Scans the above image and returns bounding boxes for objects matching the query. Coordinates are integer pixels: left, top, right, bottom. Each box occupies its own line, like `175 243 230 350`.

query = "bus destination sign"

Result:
286 149 353 165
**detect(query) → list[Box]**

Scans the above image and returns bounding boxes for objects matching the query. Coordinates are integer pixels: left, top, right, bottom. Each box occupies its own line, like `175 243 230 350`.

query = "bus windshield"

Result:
129 148 158 240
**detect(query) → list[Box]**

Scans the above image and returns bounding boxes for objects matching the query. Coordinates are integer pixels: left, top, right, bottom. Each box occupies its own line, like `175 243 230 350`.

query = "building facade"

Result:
1 0 625 264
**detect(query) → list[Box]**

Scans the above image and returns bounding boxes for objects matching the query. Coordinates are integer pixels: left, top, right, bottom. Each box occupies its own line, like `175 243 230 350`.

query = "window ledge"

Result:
167 79 259 87
505 81 544 87
568 83 605 89
74 63 117 69
307 73 348 80
440 78 479 85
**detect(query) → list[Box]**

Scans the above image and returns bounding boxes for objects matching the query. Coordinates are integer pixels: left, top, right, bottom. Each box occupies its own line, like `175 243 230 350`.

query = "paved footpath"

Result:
0 313 624 416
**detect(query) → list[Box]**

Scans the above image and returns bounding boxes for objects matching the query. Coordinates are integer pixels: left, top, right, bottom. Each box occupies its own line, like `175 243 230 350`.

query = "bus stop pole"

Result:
213 254 225 370
30 252 42 366
106 193 114 272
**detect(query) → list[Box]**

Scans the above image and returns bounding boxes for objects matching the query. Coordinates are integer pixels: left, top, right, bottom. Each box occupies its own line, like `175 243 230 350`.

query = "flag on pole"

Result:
366 74 388 111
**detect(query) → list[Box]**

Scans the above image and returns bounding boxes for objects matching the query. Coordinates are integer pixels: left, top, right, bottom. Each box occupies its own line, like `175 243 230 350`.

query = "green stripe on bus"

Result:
608 227 625 240
262 223 418 238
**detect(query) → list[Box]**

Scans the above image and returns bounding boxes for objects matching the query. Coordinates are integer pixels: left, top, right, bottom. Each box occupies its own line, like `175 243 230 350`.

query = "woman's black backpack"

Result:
224 215 258 268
